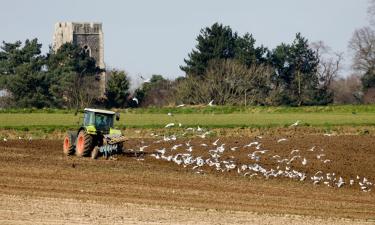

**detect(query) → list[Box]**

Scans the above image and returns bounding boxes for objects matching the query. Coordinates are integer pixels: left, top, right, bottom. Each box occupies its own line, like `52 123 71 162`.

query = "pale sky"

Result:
0 0 370 85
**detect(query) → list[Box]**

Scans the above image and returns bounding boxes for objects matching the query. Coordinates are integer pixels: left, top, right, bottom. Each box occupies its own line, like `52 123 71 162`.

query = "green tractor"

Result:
63 108 127 159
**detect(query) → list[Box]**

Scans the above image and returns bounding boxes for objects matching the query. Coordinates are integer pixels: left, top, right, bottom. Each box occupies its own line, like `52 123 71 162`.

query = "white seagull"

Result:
289 120 300 127
277 138 287 143
132 97 139 105
208 100 214 106
165 123 175 128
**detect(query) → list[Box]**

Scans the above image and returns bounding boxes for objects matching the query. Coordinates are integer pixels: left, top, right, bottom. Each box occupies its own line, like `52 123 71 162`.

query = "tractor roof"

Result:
84 108 115 115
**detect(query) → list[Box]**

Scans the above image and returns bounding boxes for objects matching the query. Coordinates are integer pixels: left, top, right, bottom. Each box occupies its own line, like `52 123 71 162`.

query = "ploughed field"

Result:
0 134 374 224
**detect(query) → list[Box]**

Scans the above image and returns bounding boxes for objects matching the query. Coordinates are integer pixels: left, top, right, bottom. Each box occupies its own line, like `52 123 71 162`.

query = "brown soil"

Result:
0 135 374 224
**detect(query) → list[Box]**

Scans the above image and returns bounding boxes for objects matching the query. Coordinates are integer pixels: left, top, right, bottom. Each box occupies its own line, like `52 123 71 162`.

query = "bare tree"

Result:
349 26 375 74
331 74 363 104
311 41 343 89
175 59 273 105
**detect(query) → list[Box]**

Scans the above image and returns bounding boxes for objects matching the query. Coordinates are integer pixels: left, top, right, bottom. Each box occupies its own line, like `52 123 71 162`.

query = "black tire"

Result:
63 132 76 155
75 130 94 157
117 143 124 154
91 146 99 159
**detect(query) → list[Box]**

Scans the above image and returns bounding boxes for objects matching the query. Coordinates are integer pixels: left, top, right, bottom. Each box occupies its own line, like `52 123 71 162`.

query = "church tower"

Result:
53 22 106 96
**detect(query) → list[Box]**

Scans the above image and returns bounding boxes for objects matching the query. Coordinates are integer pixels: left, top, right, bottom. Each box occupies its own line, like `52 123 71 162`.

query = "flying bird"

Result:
289 120 300 127
212 138 220 146
165 123 175 128
132 97 139 104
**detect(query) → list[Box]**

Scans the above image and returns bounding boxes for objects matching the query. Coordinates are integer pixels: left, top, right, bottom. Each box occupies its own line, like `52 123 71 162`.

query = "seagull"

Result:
244 141 259 147
200 143 208 147
212 138 220 146
208 100 214 106
277 138 287 143
139 145 148 152
3 138 7 142
323 159 331 163
171 144 182 151
165 123 175 128
18 136 22 140
156 148 166 155
132 97 139 104
255 143 262 150
167 112 173 116
199 131 210 138
290 149 299 155
307 146 316 152
289 120 300 127
316 154 325 159
230 147 238 151
186 146 193 152
324 133 334 137
337 177 345 188
140 75 151 83
302 158 307 165
176 104 185 108
197 126 203 132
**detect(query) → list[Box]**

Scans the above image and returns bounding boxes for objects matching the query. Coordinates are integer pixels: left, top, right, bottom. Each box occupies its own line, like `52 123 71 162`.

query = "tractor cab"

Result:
83 108 117 134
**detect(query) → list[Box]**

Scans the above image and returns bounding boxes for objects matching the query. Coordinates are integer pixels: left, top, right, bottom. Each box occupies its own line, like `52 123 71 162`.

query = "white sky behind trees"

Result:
0 0 370 85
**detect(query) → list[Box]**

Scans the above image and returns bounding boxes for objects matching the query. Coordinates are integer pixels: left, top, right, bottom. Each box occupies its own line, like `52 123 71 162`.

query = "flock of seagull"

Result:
127 116 374 193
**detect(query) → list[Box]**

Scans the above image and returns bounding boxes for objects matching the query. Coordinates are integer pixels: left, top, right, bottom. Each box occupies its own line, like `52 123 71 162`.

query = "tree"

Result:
180 23 267 76
46 43 101 109
134 74 173 107
269 33 324 105
105 70 130 108
0 39 58 108
176 59 273 105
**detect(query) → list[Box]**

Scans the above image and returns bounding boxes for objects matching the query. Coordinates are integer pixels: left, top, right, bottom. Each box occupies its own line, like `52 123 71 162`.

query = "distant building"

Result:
52 22 106 96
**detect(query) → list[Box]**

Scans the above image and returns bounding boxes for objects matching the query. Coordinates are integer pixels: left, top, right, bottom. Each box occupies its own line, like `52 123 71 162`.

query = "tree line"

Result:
1 1 375 108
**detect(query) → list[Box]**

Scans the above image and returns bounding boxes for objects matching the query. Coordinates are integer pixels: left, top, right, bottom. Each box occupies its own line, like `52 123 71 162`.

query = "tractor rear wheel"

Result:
63 132 76 155
75 130 94 157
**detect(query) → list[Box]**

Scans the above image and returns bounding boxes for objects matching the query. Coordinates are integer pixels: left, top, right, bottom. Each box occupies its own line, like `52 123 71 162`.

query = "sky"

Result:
0 0 370 85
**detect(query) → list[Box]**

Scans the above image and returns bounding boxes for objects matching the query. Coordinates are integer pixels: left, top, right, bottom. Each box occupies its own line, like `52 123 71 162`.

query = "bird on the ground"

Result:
18 136 22 140
186 146 193 152
302 158 307 165
324 133 334 137
176 104 185 108
208 100 214 106
323 159 331 163
244 141 259 147
316 154 325 159
167 112 173 116
200 143 208 147
255 143 262 150
289 120 300 127
337 177 345 188
197 126 203 132
171 144 182 151
230 147 238 151
290 149 300 155
156 148 166 155
199 131 210 138
165 123 175 128
3 138 7 142
139 145 149 152
132 97 139 105
307 146 316 152
277 138 287 143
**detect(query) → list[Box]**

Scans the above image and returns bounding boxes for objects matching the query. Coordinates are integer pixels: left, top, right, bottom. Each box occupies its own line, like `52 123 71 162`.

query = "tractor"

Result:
63 108 127 159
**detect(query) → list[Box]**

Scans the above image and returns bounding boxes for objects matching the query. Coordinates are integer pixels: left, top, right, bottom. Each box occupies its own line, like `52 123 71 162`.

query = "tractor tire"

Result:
75 130 94 157
91 146 100 159
63 132 76 155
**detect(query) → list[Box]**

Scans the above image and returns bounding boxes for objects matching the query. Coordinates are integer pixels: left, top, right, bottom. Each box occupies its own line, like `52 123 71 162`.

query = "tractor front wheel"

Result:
75 130 94 157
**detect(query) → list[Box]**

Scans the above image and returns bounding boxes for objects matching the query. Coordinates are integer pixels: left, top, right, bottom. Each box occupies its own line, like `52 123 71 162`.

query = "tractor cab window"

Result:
95 113 114 129
83 111 95 126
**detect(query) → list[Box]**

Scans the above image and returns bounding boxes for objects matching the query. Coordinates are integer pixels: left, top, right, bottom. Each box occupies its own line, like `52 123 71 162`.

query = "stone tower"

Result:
53 22 106 96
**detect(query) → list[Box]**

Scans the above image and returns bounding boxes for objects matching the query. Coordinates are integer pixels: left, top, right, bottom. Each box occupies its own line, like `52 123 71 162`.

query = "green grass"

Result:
0 108 375 130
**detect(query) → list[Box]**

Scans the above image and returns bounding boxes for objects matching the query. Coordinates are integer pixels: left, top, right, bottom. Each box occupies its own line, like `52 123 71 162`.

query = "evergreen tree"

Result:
106 70 130 108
